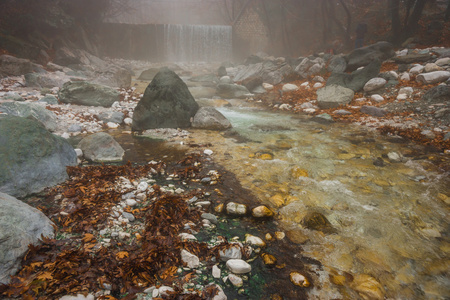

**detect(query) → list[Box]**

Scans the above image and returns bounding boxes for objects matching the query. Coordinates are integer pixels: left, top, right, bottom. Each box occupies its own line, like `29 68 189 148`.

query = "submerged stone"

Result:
301 211 336 234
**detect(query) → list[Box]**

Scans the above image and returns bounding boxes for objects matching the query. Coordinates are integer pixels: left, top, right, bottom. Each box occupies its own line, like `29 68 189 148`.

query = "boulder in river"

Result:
0 116 77 198
25 71 71 88
216 83 250 99
192 107 232 130
0 102 58 131
77 132 125 163
0 192 54 284
132 67 199 131
58 81 120 107
345 41 395 71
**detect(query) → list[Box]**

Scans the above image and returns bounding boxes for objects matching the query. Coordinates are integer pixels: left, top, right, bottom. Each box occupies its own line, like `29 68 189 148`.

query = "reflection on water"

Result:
187 102 450 299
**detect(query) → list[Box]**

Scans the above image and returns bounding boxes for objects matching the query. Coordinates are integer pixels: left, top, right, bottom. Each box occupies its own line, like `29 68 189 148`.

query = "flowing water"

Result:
184 99 450 299
164 24 232 62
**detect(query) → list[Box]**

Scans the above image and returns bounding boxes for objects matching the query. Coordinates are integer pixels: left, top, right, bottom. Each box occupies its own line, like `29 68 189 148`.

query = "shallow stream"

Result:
117 97 449 299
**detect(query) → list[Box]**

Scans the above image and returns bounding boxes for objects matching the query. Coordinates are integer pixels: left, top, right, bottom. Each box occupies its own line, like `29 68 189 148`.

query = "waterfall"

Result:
164 24 232 62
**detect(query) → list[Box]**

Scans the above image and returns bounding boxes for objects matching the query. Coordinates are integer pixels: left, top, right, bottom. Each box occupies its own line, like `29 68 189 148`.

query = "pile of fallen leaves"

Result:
0 159 234 299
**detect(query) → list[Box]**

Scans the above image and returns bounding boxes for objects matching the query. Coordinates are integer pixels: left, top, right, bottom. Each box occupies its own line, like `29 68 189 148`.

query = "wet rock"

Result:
311 113 334 124
0 102 58 131
98 111 125 124
138 68 160 80
132 68 199 130
393 52 432 64
269 194 285 207
226 202 248 215
285 229 309 244
289 272 310 287
77 132 124 162
0 192 54 284
0 116 77 197
421 85 450 104
2 92 24 101
252 206 274 218
58 81 120 107
327 59 382 92
245 234 266 247
25 72 70 89
228 273 244 287
327 55 347 73
301 211 336 234
38 95 59 105
219 244 242 261
416 71 450 84
217 83 250 99
0 54 32 76
202 213 218 224
226 259 251 274
387 152 402 162
192 107 232 130
360 106 387 117
373 157 385 167
346 42 395 71
363 77 387 92
261 253 277 266
317 85 354 109
181 249 200 268
350 274 385 300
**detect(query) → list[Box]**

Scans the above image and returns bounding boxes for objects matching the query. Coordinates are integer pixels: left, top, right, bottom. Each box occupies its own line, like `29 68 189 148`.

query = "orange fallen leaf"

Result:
82 233 95 243
116 251 129 259
37 271 53 280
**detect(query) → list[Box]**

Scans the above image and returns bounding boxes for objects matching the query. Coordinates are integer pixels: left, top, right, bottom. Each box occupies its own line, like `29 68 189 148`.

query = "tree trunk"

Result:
389 0 401 43
405 0 426 38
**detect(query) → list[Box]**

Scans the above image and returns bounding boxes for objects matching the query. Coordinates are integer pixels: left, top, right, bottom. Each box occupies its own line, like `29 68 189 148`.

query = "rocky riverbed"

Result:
0 42 449 299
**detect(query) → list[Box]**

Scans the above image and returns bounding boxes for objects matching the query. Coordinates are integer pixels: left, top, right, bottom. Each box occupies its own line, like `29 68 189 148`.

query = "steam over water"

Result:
164 24 232 62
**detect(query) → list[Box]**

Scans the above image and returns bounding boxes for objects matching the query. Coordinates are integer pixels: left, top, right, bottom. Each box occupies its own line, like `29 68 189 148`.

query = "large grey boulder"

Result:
326 59 381 92
92 65 132 88
132 68 199 131
138 68 160 80
393 53 432 64
58 81 120 107
233 63 264 83
0 102 58 131
192 107 232 130
0 116 77 198
328 56 347 73
263 63 295 85
346 42 395 71
0 54 32 77
421 85 450 103
78 132 124 163
0 192 54 284
25 71 71 88
317 85 354 109
217 84 250 99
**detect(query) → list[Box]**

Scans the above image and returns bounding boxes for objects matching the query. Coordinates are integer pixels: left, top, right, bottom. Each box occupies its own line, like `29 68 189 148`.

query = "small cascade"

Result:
164 24 232 62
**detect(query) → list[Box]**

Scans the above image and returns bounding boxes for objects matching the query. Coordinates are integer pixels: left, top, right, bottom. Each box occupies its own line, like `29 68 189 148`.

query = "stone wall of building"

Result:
233 5 269 59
